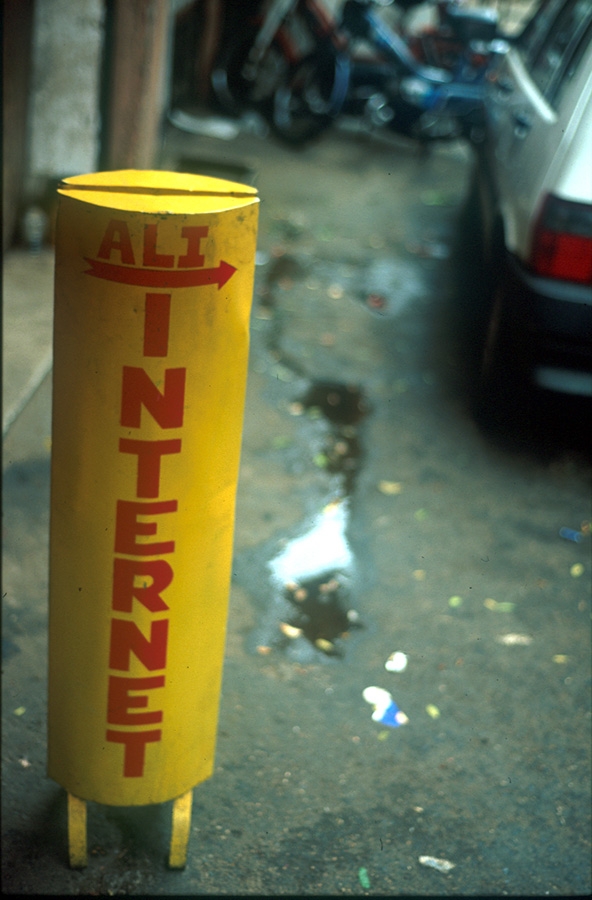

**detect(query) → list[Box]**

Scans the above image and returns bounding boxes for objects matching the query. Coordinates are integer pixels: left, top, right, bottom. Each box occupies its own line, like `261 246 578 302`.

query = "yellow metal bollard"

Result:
48 170 259 866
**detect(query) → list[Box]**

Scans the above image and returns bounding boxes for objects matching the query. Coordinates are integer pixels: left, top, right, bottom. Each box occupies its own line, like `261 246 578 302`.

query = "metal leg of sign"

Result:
67 793 88 868
168 789 193 869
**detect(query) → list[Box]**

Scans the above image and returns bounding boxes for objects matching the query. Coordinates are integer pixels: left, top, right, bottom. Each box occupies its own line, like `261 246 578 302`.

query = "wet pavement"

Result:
2 117 591 895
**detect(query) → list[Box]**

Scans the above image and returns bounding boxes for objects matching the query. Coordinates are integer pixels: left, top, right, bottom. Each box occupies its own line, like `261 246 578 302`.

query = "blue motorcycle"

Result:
270 0 506 144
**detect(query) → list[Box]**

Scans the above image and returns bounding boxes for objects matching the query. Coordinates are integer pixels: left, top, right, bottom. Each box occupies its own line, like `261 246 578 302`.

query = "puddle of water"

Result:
259 252 433 322
300 381 366 426
269 499 352 586
299 381 367 494
266 500 360 658
263 382 369 658
360 257 430 318
281 572 362 658
249 254 374 657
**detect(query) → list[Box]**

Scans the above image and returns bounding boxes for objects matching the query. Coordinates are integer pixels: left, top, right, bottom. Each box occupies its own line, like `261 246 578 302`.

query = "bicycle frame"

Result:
248 0 341 68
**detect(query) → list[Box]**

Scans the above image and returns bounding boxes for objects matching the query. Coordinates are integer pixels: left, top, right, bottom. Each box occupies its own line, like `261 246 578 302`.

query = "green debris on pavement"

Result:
358 866 371 889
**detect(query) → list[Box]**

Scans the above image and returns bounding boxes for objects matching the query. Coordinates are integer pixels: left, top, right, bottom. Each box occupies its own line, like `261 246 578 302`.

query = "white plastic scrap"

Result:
385 650 408 672
362 686 409 727
495 633 533 646
418 855 455 873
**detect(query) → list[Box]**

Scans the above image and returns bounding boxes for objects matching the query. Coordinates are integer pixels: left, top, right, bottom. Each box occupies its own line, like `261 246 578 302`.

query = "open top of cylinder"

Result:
59 170 259 214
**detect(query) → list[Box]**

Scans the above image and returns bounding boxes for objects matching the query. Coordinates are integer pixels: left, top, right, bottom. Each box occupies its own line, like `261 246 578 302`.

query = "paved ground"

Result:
2 117 591 895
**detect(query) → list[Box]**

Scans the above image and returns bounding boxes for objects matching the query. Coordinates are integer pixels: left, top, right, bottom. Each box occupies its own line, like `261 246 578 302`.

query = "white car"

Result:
467 0 592 415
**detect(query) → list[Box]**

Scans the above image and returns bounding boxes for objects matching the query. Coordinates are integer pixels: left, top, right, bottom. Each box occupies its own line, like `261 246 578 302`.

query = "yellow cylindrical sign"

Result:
48 170 259 806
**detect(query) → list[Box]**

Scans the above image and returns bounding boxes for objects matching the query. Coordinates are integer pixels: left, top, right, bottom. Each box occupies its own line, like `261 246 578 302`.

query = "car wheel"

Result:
454 175 530 429
451 172 492 390
472 275 528 429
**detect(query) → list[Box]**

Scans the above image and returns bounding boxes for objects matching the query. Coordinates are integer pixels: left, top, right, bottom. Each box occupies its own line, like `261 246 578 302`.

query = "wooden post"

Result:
102 0 171 170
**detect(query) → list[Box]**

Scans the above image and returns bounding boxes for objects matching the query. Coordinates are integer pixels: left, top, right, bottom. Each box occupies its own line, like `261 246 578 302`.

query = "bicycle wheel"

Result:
271 51 339 145
211 29 289 115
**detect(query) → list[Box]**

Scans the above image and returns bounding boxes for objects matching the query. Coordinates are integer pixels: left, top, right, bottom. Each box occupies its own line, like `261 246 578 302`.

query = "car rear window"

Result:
520 0 592 107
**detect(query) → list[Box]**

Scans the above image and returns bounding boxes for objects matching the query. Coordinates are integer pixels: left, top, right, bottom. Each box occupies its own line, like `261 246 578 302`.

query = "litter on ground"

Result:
363 686 408 727
385 651 408 672
418 855 456 873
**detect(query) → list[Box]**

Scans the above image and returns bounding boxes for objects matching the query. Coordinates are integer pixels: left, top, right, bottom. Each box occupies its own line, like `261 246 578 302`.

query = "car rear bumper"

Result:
505 253 592 395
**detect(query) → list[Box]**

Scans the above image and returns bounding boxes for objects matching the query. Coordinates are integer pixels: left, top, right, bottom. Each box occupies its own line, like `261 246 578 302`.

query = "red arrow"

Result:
84 258 237 289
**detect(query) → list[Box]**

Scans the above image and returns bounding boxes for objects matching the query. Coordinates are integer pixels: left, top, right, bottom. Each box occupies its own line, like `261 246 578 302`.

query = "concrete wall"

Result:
28 0 104 186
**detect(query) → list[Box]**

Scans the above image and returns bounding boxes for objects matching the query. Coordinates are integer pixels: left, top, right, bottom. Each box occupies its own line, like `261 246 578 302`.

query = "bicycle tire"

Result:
271 51 339 145
211 29 289 115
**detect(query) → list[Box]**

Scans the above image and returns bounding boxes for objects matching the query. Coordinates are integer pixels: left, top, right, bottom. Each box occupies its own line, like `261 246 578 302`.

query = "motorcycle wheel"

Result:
385 96 462 142
407 109 463 141
271 52 338 145
211 29 289 115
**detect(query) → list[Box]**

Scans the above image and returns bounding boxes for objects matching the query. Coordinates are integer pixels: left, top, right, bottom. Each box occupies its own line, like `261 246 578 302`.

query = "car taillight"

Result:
529 194 592 285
